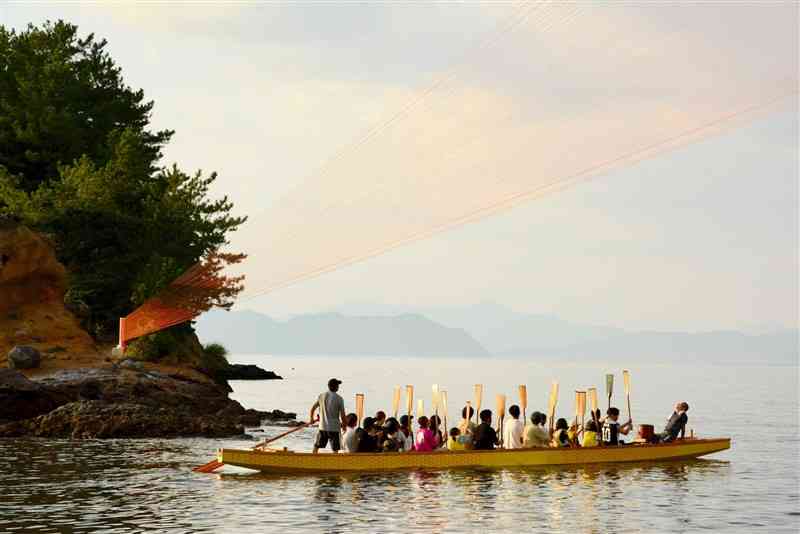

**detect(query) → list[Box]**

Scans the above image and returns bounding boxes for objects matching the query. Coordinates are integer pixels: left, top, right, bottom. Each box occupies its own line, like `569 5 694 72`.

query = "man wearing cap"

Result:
310 378 347 454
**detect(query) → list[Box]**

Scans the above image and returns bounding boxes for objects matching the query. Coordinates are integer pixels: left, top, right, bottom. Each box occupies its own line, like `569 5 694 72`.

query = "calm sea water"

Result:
2 355 798 533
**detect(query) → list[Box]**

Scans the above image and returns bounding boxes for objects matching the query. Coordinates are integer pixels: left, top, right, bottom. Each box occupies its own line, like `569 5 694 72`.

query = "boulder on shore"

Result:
7 346 41 369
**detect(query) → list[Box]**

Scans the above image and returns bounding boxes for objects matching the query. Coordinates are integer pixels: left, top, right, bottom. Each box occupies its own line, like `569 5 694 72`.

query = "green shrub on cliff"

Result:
0 21 246 342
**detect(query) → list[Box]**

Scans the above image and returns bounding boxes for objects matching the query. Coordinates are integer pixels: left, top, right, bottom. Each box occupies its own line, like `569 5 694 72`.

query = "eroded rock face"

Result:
8 346 41 369
0 224 98 368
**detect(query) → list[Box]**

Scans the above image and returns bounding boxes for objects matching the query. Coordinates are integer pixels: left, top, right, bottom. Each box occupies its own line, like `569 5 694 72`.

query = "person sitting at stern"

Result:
658 402 689 442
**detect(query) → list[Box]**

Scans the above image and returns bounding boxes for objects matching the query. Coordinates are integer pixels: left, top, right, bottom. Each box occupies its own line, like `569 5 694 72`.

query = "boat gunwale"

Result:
221 437 731 459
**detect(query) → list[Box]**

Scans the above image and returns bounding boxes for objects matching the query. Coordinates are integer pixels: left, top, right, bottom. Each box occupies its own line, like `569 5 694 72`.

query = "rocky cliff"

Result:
0 224 292 438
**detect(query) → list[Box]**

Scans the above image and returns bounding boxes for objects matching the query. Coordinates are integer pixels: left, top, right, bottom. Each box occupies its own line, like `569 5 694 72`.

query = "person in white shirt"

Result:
342 413 359 452
504 404 525 449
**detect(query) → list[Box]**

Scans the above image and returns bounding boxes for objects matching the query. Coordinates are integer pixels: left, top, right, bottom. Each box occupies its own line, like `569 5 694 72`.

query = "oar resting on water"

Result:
193 419 318 473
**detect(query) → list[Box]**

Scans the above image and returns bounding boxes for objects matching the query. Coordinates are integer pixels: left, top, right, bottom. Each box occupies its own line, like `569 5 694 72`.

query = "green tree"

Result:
0 21 246 342
0 21 171 193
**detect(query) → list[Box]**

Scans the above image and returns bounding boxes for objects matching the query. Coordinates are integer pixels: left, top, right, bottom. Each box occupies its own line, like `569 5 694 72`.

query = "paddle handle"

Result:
253 419 317 450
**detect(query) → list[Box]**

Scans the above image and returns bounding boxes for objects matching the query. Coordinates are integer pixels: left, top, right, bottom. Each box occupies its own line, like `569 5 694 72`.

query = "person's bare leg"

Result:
312 446 319 454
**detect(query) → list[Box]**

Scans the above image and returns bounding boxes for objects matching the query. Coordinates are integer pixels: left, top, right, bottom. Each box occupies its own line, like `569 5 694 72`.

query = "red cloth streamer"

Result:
118 260 228 349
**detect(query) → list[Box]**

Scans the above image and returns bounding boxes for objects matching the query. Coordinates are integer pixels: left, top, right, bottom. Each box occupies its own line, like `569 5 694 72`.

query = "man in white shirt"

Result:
504 404 525 449
310 378 347 453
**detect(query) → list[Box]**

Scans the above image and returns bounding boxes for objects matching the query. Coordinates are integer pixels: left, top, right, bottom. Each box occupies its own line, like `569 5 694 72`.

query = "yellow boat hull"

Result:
218 438 730 474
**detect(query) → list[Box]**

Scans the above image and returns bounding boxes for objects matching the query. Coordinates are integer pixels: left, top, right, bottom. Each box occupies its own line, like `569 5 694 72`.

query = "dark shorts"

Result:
315 430 341 451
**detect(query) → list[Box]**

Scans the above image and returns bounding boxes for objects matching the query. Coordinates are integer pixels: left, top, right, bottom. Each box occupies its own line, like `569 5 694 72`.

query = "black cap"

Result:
328 378 342 388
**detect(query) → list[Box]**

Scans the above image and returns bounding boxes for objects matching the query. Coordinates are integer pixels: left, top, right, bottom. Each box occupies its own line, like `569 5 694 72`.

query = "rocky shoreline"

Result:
0 366 296 439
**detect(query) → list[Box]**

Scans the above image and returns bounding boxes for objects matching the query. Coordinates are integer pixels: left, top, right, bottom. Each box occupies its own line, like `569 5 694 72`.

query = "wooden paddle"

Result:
548 380 559 434
474 384 483 426
496 394 506 447
518 384 528 421
406 385 414 419
406 384 414 447
417 399 425 419
588 387 600 444
432 384 440 417
194 419 319 472
253 419 318 450
623 370 632 425
577 390 587 438
606 373 614 411
440 390 448 439
355 393 365 428
392 386 401 419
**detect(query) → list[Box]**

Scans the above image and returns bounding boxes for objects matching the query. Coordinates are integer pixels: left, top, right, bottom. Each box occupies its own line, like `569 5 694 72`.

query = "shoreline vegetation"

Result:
0 22 293 438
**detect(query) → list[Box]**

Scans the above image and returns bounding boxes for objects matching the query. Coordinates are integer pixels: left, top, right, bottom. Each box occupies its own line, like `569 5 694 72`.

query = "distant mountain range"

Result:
196 309 489 357
196 302 798 364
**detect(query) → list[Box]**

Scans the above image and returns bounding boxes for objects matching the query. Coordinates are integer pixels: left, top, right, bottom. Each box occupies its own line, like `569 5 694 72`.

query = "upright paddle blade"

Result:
406 385 414 417
355 393 365 427
606 373 614 410
589 388 598 414
574 390 581 419
577 390 587 429
474 384 483 425
548 381 559 433
623 369 632 422
518 385 528 419
496 393 506 442
495 394 506 419
432 384 440 414
417 399 425 418
392 386 401 418
440 391 448 419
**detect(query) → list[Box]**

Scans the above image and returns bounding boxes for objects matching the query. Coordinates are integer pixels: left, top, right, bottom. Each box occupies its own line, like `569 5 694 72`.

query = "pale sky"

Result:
2 2 797 332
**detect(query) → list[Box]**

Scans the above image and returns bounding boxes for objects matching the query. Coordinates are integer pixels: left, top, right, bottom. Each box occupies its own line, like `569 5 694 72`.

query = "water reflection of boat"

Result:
217 438 729 474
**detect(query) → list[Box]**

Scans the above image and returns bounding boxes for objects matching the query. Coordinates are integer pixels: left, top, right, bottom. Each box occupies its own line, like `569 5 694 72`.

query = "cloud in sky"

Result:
1 1 797 330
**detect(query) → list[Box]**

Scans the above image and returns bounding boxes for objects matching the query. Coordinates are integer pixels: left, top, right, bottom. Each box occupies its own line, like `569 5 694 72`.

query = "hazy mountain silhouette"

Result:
332 301 797 364
196 309 490 357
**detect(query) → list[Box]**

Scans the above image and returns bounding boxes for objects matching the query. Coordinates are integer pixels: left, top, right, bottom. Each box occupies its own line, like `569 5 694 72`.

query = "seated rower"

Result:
602 407 632 445
342 413 359 452
447 427 466 451
415 416 436 452
581 420 599 448
458 406 477 436
551 418 570 447
658 402 689 442
356 417 379 453
374 410 387 428
472 409 499 450
504 404 524 449
399 415 414 451
523 412 550 448
429 415 444 448
381 420 401 452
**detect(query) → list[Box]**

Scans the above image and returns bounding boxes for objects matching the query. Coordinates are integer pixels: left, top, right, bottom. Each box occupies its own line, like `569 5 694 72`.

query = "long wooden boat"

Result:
218 437 730 474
